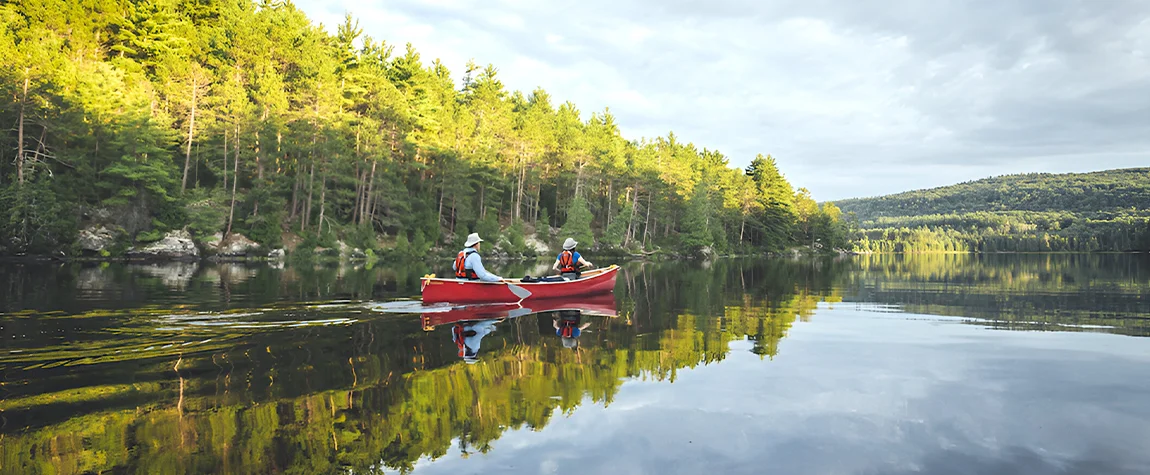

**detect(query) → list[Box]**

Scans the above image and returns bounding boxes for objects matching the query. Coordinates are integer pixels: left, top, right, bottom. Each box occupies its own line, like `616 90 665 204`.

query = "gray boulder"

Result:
128 230 199 259
77 226 120 253
218 233 260 256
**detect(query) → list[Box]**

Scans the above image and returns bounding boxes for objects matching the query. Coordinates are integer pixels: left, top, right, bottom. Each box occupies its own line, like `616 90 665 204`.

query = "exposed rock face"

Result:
218 233 260 256
268 248 286 259
128 230 199 259
82 205 150 236
202 232 224 253
525 235 550 255
77 226 120 253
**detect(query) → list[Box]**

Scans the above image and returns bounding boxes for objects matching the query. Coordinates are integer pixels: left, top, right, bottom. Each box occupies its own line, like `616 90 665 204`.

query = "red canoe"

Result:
420 265 619 304
420 292 618 330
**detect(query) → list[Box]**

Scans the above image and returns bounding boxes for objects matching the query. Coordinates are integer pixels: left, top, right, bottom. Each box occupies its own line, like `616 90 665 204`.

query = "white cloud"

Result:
297 0 1150 200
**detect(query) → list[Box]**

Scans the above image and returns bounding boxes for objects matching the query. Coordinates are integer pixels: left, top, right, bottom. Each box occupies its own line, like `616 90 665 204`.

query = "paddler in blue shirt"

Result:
552 237 593 279
453 232 503 282
553 310 591 349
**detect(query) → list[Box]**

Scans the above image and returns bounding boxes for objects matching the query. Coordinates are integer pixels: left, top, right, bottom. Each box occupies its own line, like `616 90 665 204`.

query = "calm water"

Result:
1 254 1149 474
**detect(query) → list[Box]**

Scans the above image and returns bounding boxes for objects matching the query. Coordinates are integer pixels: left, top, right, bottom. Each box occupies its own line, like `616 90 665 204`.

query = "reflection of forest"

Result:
0 259 836 475
847 253 1150 335
4 254 1145 474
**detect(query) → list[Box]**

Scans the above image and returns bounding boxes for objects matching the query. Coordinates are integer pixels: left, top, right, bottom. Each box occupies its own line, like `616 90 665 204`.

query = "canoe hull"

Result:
421 265 619 304
420 292 618 329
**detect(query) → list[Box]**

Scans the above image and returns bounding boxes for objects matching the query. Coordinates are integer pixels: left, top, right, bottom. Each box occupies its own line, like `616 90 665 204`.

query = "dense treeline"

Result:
0 0 848 258
836 169 1150 252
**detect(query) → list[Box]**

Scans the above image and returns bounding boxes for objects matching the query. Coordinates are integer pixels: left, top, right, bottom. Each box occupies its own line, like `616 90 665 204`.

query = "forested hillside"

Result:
835 168 1150 252
0 0 850 258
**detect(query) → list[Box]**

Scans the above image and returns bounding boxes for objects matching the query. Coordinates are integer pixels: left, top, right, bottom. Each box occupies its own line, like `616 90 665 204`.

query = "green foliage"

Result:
474 213 500 243
560 196 594 249
0 177 76 255
346 225 377 252
412 229 430 256
0 0 839 258
537 207 551 233
681 180 715 253
393 232 413 257
135 229 164 243
838 168 1150 252
603 205 630 248
185 200 226 238
506 220 529 256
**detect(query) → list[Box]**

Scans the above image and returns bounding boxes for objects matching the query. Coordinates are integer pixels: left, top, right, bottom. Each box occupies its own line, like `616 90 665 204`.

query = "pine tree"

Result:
560 195 594 249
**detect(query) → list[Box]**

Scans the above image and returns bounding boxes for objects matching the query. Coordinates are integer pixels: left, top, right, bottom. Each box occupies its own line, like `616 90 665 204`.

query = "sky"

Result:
295 0 1150 201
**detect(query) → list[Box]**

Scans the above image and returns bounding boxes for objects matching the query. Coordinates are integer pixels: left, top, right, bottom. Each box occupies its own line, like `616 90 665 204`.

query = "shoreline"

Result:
2 249 1146 265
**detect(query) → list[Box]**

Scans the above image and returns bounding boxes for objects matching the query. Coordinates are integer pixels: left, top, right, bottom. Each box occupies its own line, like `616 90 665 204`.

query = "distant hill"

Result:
833 168 1150 252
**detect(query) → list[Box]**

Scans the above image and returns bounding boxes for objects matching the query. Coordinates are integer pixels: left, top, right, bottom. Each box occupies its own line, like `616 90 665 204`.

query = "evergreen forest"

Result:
836 168 1150 253
0 0 852 259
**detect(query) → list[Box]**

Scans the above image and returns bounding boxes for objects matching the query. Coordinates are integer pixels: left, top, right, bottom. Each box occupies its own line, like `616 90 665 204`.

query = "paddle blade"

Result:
507 284 532 300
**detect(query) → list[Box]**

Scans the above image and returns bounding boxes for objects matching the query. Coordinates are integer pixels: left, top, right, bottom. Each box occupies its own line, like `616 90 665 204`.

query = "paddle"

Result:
507 283 532 301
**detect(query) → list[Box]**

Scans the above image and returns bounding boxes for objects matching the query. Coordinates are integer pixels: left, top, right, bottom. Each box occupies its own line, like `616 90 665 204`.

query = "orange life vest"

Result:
454 249 479 280
558 250 578 273
559 319 577 338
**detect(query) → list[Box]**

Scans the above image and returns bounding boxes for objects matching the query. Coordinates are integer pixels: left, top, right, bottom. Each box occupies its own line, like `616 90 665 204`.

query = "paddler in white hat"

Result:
452 232 503 282
552 237 593 279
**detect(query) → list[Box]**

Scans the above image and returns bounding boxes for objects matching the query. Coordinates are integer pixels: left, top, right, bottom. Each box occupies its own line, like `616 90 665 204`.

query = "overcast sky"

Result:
296 0 1150 201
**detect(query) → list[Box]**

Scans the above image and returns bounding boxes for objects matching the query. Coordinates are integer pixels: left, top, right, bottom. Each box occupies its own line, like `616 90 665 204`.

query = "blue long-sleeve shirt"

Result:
453 249 502 282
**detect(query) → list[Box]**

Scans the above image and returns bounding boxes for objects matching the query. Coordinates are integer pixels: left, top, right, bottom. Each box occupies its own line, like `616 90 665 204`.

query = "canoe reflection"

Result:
423 293 618 362
420 292 617 330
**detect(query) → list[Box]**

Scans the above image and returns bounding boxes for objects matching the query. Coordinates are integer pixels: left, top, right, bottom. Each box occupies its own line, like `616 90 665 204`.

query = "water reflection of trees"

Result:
848 254 1150 335
4 254 1146 474
0 258 842 474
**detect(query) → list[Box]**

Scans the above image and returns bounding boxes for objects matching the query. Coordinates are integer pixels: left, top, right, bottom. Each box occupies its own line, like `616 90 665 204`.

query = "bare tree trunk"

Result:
479 184 486 219
181 73 199 193
625 186 638 247
221 129 228 193
574 162 584 198
515 154 527 221
251 130 261 218
352 162 362 225
642 191 653 246
16 72 28 185
436 184 445 241
533 185 542 224
363 159 377 227
225 124 240 237
290 167 300 221
449 194 457 236
317 175 326 234
303 163 314 233
606 180 613 229
739 213 746 243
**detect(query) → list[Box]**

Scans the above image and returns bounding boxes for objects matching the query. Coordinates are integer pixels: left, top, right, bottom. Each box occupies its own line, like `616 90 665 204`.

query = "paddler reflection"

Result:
451 318 503 363
553 310 591 349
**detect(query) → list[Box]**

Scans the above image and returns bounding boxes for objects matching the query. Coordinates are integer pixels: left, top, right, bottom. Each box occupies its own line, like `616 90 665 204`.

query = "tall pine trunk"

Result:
363 159 377 228
642 192 653 246
16 71 28 185
625 185 639 247
225 124 240 237
221 129 228 194
252 130 260 217
180 73 199 194
317 174 326 234
352 162 363 225
303 163 314 233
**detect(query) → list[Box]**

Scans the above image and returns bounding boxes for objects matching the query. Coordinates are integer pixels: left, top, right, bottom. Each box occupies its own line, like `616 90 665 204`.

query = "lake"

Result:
1 254 1149 475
